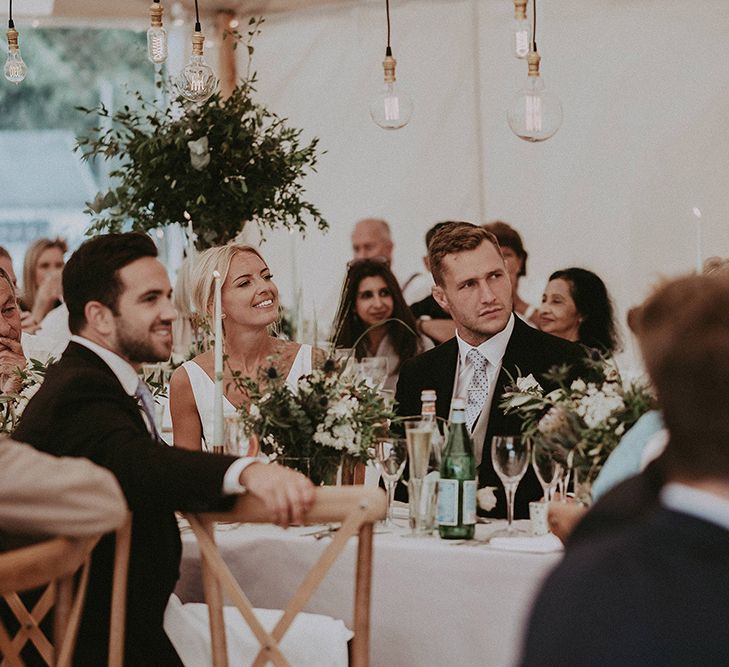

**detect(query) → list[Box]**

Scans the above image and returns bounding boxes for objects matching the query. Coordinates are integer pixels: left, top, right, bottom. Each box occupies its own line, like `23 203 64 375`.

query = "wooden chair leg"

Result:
199 522 228 667
109 515 131 667
351 523 373 667
53 576 73 663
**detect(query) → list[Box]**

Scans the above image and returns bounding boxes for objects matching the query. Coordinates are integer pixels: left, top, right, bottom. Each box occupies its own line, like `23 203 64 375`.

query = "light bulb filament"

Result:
525 94 542 132
384 95 401 121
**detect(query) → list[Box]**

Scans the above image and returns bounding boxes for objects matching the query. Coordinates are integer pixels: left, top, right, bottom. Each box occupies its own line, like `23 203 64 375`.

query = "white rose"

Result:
477 486 498 511
516 374 543 392
570 379 587 392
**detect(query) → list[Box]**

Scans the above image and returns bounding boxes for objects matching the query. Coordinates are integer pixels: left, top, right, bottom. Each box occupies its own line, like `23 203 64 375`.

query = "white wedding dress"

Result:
182 344 313 451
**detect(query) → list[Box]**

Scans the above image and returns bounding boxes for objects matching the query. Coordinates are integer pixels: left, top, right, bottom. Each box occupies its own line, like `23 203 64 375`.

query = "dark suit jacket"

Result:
521 504 729 666
13 342 237 666
395 316 584 519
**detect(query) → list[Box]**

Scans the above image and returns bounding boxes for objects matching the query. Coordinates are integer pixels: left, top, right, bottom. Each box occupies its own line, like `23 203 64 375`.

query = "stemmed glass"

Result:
532 442 562 502
358 357 389 391
372 437 407 526
491 436 531 536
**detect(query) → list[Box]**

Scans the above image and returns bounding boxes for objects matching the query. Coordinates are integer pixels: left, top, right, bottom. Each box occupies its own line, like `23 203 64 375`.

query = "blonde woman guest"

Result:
21 238 67 326
169 244 317 451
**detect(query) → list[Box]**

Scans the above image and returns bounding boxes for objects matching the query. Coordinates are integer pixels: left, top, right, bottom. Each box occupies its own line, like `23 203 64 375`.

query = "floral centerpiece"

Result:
500 357 656 502
238 358 394 485
75 20 327 249
1 357 56 434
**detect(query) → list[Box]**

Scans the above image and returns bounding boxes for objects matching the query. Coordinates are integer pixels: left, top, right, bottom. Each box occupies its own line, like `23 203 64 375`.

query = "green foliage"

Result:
75 25 328 250
0 28 154 141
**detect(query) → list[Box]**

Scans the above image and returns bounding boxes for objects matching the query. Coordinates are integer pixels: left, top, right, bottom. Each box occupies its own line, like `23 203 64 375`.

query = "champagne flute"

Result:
358 357 389 391
532 442 562 502
372 437 407 526
491 436 531 536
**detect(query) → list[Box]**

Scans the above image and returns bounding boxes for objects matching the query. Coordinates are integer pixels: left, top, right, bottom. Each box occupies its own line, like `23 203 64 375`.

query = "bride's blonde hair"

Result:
189 244 267 321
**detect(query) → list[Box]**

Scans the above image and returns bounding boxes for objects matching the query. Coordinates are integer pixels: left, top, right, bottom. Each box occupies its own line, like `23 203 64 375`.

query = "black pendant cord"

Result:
8 0 14 30
531 0 537 52
194 0 201 32
385 0 392 57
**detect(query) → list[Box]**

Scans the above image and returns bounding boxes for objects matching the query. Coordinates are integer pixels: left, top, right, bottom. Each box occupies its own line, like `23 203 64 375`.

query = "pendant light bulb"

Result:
175 30 217 103
507 51 562 142
4 24 26 84
512 0 530 59
147 0 168 65
369 48 413 130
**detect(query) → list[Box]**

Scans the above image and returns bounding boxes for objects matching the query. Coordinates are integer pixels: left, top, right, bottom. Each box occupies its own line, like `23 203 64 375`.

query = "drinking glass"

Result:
372 437 407 526
532 443 562 502
358 357 389 391
557 464 572 503
332 347 356 379
491 436 531 535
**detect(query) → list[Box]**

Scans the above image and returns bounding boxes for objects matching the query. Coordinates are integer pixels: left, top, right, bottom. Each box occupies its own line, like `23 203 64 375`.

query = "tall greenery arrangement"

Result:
75 20 327 248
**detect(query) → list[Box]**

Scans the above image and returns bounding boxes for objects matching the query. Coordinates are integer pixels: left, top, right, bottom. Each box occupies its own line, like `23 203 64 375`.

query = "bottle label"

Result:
462 480 477 525
436 479 459 526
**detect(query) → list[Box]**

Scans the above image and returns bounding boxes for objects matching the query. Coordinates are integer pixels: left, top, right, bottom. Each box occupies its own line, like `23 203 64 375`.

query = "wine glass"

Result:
372 437 407 526
358 357 389 391
491 436 531 536
532 442 562 502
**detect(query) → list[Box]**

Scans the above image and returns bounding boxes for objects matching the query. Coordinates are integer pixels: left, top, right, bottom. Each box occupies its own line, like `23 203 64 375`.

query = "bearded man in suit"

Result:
395 222 584 519
13 232 314 666
521 274 729 665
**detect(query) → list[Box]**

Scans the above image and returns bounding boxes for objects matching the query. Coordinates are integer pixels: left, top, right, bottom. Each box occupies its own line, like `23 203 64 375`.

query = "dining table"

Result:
175 509 563 667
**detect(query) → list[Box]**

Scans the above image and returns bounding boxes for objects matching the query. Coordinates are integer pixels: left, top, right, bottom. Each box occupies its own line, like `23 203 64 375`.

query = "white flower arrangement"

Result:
238 358 394 470
1 357 56 434
500 357 656 488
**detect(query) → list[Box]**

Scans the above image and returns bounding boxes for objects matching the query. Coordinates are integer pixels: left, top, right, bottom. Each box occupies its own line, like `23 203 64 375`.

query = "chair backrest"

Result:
0 515 132 667
185 485 386 667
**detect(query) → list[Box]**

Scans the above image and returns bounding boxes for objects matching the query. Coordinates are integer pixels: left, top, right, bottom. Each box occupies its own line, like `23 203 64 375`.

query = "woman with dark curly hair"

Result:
332 259 431 391
537 267 620 353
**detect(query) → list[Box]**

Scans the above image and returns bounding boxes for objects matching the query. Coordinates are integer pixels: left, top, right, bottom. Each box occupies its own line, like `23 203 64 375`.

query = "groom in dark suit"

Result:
395 222 583 519
13 233 314 666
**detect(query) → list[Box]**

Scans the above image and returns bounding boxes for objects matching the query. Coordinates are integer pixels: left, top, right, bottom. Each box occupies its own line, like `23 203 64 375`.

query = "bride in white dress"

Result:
170 243 316 451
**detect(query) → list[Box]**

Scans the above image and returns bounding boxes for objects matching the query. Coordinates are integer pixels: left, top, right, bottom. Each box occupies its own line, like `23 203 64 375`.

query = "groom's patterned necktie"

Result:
465 348 489 432
135 379 161 441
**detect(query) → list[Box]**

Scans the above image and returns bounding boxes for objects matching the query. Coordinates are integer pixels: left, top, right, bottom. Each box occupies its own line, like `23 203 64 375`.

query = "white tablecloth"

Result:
175 518 562 667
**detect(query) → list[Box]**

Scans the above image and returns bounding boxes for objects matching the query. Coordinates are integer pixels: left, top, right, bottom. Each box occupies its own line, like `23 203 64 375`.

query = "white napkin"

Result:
488 533 563 553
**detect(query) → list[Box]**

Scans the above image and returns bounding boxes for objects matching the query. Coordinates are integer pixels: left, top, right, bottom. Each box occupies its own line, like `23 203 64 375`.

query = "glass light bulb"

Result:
513 19 530 59
175 54 217 103
369 82 414 130
507 75 563 142
4 49 27 83
147 26 168 64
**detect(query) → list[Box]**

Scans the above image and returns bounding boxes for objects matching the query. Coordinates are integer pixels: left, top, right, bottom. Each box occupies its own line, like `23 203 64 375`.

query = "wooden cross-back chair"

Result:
0 515 132 667
184 485 386 667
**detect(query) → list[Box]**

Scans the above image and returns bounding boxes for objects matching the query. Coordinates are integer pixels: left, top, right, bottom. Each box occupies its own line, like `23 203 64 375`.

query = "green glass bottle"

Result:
437 398 477 540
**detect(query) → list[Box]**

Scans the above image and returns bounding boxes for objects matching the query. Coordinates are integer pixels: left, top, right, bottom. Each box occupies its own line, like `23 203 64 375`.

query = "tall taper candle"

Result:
692 207 703 273
212 270 224 449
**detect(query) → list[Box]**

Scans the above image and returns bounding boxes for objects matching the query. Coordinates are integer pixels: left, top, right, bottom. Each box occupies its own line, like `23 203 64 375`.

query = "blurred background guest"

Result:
332 258 431 392
170 244 317 451
482 221 537 326
20 238 66 327
0 268 26 394
410 222 456 344
537 267 620 354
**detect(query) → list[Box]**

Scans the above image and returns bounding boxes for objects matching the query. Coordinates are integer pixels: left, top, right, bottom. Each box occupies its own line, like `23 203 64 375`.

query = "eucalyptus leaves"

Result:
76 26 327 249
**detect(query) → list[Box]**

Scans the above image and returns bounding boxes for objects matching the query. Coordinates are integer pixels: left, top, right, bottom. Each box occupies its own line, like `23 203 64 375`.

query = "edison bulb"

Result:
513 20 530 59
507 72 562 142
176 54 216 103
4 49 27 83
147 25 168 64
369 81 414 130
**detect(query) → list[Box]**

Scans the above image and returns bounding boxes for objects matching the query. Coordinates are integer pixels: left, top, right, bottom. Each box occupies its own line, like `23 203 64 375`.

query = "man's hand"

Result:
0 335 26 392
547 501 587 544
240 462 315 528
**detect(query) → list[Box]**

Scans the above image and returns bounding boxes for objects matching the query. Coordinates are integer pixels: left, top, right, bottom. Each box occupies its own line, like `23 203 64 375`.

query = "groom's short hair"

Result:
64 233 158 334
428 222 501 286
633 273 729 480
